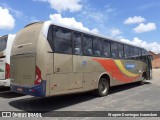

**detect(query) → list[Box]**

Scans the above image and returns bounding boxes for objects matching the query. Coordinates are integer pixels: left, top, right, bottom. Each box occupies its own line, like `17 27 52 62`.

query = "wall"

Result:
150 52 160 69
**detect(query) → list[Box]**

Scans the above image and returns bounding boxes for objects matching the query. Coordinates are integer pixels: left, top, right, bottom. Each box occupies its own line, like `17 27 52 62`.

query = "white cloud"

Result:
30 16 39 22
4 5 23 18
1 3 37 23
80 4 116 25
124 16 145 24
34 0 82 12
49 14 99 34
133 23 156 33
0 7 15 30
120 37 160 54
110 28 122 37
90 28 99 34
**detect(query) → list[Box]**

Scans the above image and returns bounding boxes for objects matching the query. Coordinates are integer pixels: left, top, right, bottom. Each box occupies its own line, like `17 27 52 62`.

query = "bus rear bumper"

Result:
0 79 10 86
10 80 46 97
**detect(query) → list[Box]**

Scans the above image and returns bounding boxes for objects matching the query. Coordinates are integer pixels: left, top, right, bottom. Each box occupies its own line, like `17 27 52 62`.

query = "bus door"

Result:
72 55 83 89
72 33 94 91
71 32 84 90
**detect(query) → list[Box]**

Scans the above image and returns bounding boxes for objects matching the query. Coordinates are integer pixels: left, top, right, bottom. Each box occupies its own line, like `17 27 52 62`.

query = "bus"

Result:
0 34 15 86
10 21 152 97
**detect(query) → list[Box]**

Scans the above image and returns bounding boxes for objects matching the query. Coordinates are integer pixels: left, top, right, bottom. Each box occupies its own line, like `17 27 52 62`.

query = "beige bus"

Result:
10 21 152 97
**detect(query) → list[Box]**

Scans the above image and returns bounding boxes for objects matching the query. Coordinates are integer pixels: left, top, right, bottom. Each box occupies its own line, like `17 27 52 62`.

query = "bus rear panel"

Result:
10 23 46 97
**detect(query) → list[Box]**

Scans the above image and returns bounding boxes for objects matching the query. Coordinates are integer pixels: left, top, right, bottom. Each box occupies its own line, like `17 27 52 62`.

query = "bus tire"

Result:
96 78 109 97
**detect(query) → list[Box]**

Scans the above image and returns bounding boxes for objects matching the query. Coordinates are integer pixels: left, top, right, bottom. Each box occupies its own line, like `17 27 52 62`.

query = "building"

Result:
149 51 160 69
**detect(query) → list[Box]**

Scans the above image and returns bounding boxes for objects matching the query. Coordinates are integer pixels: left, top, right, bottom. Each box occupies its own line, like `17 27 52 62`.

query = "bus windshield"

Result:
0 36 8 52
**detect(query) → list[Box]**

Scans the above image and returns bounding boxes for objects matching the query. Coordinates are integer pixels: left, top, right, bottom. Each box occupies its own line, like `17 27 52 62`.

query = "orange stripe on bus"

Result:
93 58 140 83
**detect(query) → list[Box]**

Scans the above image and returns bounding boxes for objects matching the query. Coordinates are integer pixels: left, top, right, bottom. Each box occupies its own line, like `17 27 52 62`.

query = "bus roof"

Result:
28 21 146 50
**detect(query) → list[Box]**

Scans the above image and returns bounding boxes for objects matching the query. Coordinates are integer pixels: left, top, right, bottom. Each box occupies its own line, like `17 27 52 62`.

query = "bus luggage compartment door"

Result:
10 54 36 85
52 53 72 92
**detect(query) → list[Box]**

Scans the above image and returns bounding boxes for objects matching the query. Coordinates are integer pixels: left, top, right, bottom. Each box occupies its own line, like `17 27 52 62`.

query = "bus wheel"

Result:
96 78 109 97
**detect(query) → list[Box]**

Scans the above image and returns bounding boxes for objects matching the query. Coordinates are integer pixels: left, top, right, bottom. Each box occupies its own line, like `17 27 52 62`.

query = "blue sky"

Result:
0 0 160 53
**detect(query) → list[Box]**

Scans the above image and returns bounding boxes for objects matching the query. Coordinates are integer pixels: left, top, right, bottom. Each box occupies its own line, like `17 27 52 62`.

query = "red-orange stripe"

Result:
93 58 140 83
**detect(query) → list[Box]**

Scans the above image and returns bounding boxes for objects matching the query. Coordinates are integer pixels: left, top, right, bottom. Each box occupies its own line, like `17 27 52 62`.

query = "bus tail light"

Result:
34 66 42 85
5 63 10 79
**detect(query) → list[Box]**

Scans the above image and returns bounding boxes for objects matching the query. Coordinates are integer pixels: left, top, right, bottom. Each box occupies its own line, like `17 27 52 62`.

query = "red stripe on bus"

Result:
93 58 140 83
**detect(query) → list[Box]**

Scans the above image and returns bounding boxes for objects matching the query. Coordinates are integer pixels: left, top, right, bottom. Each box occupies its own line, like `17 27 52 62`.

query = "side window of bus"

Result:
47 25 53 51
134 47 139 60
124 45 130 59
129 47 134 59
73 32 82 55
93 38 102 57
118 43 124 59
83 35 93 56
111 42 118 58
54 27 72 54
103 40 111 58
